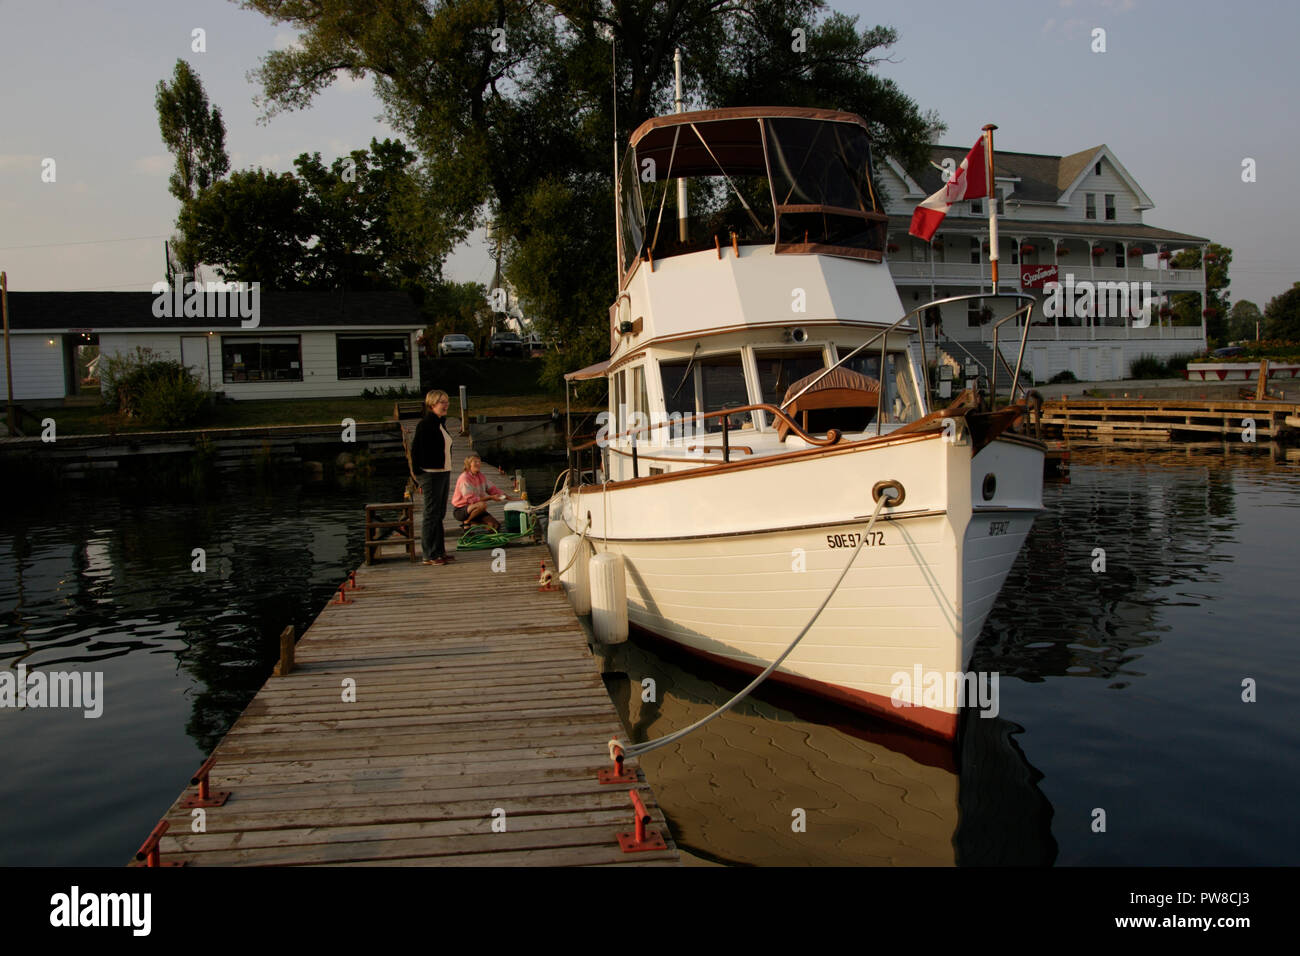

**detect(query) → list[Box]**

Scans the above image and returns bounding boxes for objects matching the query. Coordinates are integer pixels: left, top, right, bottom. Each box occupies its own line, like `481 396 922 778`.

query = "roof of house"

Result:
898 144 1153 209
2 290 426 331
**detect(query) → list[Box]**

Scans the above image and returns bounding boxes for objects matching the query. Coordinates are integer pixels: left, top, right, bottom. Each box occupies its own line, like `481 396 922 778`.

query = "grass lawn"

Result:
46 394 601 436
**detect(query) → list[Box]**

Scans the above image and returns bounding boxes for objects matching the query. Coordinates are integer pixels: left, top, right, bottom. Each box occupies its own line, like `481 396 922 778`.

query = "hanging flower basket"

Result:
1157 250 1170 261
887 243 899 253
1205 252 1218 262
1159 305 1172 317
1056 245 1069 256
1020 244 1035 255
1203 307 1219 318
982 241 991 253
1091 245 1106 257
931 238 943 248
1127 246 1143 257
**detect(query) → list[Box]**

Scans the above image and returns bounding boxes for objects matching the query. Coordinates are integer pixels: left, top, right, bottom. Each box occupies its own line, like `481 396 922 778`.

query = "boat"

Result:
552 106 1045 739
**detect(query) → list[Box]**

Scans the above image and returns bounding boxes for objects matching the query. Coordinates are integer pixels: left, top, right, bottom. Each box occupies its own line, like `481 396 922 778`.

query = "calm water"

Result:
1 450 1297 865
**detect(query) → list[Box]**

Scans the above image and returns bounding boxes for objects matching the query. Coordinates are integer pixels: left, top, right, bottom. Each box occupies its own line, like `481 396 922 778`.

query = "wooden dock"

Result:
144 482 679 866
1039 396 1300 442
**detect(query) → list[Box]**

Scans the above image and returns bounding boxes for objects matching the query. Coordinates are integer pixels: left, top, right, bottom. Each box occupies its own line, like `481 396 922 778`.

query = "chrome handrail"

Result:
777 292 1038 422
989 294 1038 406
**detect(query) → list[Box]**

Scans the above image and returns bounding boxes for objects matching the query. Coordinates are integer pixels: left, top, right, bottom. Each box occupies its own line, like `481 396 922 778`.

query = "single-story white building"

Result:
0 290 426 402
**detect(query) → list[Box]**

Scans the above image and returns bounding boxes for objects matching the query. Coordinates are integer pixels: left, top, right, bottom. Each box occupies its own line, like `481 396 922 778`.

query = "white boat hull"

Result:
561 431 1044 738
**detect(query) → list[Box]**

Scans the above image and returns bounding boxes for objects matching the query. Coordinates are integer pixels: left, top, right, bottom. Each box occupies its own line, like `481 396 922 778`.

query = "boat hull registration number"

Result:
827 531 885 548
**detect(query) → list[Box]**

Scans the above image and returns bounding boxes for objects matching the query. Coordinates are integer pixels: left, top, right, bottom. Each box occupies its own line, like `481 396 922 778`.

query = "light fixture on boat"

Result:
786 327 807 344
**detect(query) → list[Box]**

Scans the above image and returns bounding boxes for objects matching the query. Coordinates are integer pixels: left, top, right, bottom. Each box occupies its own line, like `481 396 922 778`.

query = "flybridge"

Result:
617 107 889 282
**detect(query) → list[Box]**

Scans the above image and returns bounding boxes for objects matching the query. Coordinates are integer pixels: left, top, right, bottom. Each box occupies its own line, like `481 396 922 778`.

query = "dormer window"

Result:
1094 161 1102 175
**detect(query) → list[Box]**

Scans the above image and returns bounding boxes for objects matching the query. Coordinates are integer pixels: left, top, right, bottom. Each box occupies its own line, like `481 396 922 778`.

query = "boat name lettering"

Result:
827 531 884 549
987 521 1010 536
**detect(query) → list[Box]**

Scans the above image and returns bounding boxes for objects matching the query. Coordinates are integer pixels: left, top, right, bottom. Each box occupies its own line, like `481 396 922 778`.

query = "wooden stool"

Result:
364 502 416 564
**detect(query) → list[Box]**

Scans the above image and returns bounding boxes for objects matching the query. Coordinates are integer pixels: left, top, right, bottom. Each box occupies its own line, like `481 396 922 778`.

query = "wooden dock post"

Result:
272 624 295 677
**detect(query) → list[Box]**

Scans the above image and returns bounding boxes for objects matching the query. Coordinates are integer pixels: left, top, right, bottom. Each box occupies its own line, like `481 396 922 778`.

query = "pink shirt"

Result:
453 470 503 508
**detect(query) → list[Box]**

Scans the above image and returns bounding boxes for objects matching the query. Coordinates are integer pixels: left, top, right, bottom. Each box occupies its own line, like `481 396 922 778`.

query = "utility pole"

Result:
2 271 14 435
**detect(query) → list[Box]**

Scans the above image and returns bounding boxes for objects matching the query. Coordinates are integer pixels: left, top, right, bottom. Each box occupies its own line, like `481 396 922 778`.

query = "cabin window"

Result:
658 353 748 436
335 334 411 380
837 349 921 425
221 336 302 383
612 370 626 436
755 350 826 427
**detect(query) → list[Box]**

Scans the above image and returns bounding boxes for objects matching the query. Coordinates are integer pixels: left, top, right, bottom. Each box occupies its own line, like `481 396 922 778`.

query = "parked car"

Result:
438 333 475 357
1212 346 1246 359
490 330 523 357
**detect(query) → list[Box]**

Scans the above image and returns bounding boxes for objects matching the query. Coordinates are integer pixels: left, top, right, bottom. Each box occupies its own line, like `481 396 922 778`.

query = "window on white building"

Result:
336 334 411 379
1105 194 1116 221
222 336 302 383
1085 193 1097 220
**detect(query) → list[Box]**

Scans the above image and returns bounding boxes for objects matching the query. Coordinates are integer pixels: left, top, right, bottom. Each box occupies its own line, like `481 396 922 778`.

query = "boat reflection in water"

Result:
598 634 1056 866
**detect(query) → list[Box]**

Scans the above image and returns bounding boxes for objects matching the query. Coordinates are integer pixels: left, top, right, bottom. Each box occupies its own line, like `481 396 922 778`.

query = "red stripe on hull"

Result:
631 624 959 741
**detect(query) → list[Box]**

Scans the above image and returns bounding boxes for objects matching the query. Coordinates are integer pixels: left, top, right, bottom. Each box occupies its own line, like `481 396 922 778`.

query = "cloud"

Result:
133 154 171 175
252 153 286 169
0 153 42 172
272 31 303 51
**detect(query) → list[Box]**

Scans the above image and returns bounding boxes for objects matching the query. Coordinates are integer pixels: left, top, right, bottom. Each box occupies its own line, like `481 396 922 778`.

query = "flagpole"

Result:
983 124 998 290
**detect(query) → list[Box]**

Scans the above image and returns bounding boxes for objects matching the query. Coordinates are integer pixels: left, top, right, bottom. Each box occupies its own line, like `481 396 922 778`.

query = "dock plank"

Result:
146 481 678 867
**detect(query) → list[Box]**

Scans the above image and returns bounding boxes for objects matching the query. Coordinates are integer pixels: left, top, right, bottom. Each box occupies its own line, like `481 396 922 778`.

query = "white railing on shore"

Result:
887 261 1203 291
943 324 1204 345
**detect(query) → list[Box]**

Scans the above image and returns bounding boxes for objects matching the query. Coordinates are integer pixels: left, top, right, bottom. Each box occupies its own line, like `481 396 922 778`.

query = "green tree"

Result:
294 139 454 291
1263 282 1300 340
156 60 230 274
180 140 451 292
1169 243 1231 345
1227 299 1261 342
239 0 939 383
179 169 307 289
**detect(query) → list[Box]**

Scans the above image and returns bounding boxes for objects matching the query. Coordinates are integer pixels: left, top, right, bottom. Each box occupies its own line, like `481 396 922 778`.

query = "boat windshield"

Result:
620 113 887 276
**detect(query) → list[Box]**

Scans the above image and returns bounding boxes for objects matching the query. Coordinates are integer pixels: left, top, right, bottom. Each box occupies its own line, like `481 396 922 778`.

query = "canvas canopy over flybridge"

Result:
619 106 888 279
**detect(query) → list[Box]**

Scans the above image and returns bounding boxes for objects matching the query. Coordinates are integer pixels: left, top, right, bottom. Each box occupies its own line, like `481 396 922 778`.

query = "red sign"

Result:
1020 264 1058 289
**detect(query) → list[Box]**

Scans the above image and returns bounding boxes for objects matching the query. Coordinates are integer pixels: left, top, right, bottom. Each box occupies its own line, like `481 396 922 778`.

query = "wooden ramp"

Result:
148 487 679 866
1039 396 1300 441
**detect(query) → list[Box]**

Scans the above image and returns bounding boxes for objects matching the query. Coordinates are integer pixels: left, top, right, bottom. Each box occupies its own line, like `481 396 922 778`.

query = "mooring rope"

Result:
621 484 897 758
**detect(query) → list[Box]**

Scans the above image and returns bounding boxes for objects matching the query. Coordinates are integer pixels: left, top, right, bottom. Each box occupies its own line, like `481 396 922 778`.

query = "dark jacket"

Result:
410 413 449 470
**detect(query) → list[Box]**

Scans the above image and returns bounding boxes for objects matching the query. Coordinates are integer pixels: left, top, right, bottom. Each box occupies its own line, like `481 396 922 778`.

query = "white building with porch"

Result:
878 144 1209 382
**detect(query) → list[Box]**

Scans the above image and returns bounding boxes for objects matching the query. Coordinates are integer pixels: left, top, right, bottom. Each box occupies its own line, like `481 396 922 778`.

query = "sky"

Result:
0 0 1296 308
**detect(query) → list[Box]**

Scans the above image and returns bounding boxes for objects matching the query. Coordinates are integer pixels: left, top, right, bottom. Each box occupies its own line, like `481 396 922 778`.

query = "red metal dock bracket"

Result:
131 820 184 867
180 754 230 808
616 789 667 853
598 740 638 784
333 582 353 604
346 570 361 590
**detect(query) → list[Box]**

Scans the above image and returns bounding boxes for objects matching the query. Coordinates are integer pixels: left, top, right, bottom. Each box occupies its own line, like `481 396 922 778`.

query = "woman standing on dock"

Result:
410 389 456 565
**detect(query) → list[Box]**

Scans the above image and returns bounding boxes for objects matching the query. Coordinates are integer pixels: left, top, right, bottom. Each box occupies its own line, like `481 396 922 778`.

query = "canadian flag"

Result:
908 137 989 241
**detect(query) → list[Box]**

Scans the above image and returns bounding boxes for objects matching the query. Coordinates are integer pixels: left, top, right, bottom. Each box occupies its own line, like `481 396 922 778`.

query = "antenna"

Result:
675 48 687 242
611 27 622 290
